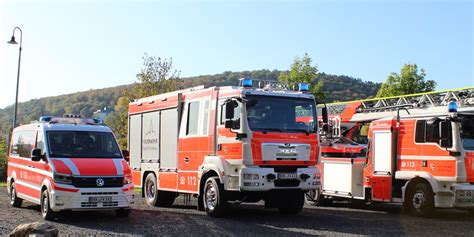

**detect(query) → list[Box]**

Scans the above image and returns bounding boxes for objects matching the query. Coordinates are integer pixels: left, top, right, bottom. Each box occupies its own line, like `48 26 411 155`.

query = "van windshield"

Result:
459 115 474 150
245 95 317 133
47 131 122 158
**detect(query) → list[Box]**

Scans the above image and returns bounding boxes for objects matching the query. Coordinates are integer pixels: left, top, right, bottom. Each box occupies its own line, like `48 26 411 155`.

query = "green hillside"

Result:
0 69 380 138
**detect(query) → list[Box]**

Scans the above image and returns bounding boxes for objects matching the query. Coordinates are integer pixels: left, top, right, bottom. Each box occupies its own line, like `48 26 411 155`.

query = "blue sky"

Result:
1 0 473 109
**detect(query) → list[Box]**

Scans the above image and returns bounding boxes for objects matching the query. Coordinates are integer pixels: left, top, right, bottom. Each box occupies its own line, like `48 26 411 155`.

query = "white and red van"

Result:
6 116 134 220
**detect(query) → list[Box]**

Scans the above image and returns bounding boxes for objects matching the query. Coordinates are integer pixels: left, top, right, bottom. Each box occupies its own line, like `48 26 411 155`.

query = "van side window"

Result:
187 101 200 135
10 131 36 158
36 132 45 153
415 120 445 144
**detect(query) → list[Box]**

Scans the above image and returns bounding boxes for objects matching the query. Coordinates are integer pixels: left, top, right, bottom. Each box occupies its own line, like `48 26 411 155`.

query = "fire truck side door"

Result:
371 130 393 202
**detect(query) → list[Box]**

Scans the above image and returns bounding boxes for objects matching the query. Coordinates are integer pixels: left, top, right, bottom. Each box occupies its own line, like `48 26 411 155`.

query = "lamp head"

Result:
7 35 18 44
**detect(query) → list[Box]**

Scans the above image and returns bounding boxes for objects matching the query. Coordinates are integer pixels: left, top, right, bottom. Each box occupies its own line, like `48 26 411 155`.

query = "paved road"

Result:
1 189 473 236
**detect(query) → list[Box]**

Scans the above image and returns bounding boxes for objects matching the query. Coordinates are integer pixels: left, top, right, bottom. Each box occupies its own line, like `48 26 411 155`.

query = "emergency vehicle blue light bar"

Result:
298 83 309 92
242 78 253 88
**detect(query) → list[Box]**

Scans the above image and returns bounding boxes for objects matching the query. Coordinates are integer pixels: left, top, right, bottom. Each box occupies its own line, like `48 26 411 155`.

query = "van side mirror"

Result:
439 120 452 148
122 150 130 162
31 148 44 162
225 101 238 119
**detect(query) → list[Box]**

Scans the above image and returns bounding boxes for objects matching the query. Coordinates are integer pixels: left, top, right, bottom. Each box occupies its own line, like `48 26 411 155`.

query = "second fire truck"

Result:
307 87 474 217
128 79 321 216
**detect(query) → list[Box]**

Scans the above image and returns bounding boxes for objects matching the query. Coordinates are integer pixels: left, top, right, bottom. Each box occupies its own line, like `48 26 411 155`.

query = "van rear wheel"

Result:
9 182 22 207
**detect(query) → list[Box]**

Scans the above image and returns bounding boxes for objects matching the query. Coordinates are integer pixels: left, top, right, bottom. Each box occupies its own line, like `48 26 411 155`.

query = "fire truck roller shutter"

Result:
160 109 178 170
129 114 142 169
142 111 160 163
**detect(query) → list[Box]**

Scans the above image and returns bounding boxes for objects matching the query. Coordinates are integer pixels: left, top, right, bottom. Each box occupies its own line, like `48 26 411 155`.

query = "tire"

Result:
115 208 131 218
405 182 434 217
144 173 176 207
305 189 321 206
278 191 304 215
203 177 228 217
41 189 57 221
9 182 23 208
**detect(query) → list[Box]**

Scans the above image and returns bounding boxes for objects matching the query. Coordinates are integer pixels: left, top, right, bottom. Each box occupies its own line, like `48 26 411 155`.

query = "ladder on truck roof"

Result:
319 86 474 122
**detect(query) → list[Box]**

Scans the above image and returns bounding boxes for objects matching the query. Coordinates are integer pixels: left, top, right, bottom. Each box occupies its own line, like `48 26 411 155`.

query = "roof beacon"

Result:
299 83 309 92
448 100 458 113
241 78 253 88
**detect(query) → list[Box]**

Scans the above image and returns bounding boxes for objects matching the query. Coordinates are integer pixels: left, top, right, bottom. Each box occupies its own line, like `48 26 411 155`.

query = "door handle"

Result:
183 157 190 163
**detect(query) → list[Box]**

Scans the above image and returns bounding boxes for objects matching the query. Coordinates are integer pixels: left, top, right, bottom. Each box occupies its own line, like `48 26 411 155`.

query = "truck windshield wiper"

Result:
284 128 311 135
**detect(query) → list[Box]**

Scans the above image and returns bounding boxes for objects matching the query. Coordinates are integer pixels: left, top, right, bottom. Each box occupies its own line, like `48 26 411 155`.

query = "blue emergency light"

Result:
298 83 309 92
448 101 458 113
242 78 253 88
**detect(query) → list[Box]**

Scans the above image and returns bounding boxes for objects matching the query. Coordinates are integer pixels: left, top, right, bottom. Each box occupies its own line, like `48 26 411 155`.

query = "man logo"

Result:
96 178 105 187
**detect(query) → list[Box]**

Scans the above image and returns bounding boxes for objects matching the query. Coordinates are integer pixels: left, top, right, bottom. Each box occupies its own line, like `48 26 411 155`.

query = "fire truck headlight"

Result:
54 173 72 185
456 190 472 199
243 173 260 180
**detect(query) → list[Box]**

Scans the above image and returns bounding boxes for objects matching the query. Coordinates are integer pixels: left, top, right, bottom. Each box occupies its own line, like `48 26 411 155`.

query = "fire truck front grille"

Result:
72 177 123 188
274 179 300 187
80 201 119 208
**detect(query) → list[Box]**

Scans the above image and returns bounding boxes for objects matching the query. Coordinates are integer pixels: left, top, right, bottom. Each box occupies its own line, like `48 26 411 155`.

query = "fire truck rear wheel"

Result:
144 173 176 207
203 177 228 217
406 182 434 217
9 181 23 208
278 191 304 214
41 189 57 221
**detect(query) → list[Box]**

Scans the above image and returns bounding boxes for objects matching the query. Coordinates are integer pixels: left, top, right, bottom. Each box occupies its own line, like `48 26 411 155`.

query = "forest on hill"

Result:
0 69 380 138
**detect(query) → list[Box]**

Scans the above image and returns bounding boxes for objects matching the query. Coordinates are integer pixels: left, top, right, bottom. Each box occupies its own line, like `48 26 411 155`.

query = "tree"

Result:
279 53 327 102
377 64 436 97
106 53 182 148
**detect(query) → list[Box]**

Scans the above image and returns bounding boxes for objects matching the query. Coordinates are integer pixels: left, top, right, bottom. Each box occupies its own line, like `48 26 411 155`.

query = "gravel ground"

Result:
1 188 473 236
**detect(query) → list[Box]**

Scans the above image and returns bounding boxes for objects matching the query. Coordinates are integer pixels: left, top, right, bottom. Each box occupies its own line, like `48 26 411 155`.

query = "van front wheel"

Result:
41 189 57 221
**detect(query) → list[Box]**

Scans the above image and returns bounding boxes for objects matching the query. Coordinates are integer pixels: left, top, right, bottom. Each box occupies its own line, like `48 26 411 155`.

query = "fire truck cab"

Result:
310 87 474 217
128 79 321 216
7 116 134 220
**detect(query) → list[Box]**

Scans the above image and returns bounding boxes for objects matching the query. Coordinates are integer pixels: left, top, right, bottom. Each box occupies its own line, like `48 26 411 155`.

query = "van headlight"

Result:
54 174 72 185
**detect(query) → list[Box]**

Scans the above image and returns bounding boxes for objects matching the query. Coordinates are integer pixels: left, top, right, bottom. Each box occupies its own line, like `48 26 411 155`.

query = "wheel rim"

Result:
205 182 217 211
10 186 16 203
306 189 320 203
145 178 156 202
42 192 48 216
412 190 426 210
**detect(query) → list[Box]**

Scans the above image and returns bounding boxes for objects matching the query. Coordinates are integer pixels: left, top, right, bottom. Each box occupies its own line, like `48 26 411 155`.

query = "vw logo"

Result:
96 178 105 187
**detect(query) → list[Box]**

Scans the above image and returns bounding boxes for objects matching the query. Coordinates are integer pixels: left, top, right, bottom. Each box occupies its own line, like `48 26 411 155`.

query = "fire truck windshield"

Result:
47 131 123 158
245 95 317 133
459 115 474 150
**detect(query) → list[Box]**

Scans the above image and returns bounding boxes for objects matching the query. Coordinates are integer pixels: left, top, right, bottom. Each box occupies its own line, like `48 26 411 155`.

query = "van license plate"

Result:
89 196 112 203
278 173 297 179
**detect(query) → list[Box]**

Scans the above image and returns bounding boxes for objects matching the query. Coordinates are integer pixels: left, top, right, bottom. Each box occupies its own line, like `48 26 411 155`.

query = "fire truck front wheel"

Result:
203 177 228 217
144 173 176 207
406 182 434 217
9 181 23 208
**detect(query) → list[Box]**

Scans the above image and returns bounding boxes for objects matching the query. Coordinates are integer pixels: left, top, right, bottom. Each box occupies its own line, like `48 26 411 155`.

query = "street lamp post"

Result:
7 27 23 129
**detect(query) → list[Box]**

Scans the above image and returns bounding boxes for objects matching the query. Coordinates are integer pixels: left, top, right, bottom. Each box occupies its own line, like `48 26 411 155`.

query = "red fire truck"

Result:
306 87 474 217
128 79 321 216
